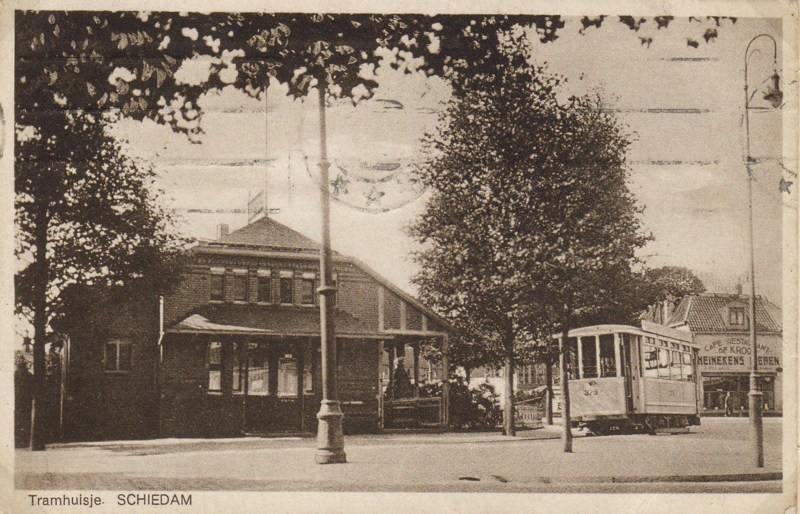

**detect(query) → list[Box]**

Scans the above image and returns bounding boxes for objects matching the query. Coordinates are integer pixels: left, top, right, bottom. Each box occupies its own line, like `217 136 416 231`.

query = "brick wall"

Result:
167 252 384 333
65 295 159 441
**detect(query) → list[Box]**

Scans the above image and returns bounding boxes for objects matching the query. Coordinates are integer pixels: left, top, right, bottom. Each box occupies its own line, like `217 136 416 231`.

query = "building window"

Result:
331 273 338 307
232 270 248 302
232 342 243 392
730 307 746 326
304 344 314 394
277 355 298 397
208 341 222 391
104 340 132 372
257 270 271 303
300 277 315 305
246 343 269 395
280 272 294 304
210 268 225 302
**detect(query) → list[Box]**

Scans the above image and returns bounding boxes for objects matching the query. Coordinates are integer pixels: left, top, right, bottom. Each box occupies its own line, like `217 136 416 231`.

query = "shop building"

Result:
662 293 783 416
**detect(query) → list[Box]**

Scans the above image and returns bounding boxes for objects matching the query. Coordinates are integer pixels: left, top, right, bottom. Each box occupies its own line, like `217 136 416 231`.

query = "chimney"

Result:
216 223 229 240
661 299 674 325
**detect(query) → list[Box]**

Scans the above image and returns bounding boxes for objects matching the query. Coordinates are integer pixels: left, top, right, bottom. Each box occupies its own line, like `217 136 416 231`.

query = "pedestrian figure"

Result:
724 392 734 417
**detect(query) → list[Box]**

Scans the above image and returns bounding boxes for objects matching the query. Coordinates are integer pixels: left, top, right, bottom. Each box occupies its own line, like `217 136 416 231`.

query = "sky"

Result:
113 15 790 306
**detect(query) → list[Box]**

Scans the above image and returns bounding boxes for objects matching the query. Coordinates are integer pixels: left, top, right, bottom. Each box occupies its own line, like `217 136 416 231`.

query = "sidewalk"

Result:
15 418 783 492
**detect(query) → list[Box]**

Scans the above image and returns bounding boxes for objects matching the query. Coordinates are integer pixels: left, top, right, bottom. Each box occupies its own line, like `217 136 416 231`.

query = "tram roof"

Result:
555 321 696 346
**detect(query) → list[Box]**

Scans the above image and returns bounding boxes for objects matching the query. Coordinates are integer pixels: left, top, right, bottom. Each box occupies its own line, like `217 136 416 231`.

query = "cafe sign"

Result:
697 336 781 373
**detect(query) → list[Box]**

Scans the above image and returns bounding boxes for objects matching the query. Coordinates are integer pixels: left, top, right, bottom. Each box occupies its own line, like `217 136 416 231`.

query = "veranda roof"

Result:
166 305 386 339
166 314 274 335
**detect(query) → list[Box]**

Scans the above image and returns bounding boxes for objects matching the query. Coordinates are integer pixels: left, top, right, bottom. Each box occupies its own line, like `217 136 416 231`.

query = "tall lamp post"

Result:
314 77 347 464
743 33 782 468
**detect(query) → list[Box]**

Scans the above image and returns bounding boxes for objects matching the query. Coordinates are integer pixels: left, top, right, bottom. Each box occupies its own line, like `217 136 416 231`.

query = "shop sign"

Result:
697 336 781 372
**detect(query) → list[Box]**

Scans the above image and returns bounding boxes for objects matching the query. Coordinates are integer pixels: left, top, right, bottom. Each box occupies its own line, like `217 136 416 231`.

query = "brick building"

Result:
60 216 451 441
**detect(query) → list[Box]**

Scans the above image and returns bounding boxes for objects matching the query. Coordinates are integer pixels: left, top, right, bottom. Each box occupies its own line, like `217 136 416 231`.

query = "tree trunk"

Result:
545 358 553 426
502 343 516 437
30 338 47 451
559 316 573 453
30 206 49 451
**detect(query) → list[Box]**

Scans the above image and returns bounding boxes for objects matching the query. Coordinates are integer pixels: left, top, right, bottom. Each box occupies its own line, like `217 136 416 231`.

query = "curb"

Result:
507 472 783 484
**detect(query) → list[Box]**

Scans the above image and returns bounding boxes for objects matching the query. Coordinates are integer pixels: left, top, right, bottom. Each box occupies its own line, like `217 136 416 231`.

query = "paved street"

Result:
16 418 783 493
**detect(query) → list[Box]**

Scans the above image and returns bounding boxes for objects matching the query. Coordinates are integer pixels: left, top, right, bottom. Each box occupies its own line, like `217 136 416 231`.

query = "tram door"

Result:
621 335 635 413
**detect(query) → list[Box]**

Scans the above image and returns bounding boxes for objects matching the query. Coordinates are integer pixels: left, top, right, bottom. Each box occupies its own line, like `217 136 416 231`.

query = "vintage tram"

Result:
555 321 701 435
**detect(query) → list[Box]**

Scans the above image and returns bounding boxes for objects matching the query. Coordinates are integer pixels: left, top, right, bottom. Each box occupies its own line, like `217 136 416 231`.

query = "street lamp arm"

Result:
744 34 779 100
745 33 779 65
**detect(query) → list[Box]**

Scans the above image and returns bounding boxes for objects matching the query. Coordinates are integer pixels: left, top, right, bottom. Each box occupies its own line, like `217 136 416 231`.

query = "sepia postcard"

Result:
0 1 797 512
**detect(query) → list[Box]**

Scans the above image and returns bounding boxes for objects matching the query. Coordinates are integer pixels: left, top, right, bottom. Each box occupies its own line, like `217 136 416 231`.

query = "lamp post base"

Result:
315 400 347 464
748 373 764 468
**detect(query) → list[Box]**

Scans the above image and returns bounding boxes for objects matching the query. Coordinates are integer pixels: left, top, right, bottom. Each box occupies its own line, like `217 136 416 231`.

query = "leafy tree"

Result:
640 265 706 304
521 95 649 452
15 111 183 450
409 40 584 436
573 265 706 327
410 45 648 444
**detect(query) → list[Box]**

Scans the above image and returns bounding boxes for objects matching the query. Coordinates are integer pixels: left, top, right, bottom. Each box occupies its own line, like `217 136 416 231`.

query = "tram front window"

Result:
581 336 598 378
566 337 579 379
599 334 616 377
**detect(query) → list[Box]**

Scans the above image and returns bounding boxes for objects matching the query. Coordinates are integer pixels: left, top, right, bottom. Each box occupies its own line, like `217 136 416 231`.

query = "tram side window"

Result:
670 350 682 380
599 334 616 377
657 348 671 379
581 337 598 378
643 344 659 378
682 352 694 381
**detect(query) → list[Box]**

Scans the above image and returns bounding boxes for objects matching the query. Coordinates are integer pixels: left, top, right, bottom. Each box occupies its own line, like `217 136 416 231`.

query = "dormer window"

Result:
730 306 746 326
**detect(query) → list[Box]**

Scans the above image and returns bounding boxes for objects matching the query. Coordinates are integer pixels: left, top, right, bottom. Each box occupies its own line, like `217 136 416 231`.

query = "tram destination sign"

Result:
696 335 782 373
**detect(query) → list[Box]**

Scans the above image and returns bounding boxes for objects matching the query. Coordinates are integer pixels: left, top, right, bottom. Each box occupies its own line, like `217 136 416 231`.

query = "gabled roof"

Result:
667 293 781 333
209 216 320 253
346 256 452 332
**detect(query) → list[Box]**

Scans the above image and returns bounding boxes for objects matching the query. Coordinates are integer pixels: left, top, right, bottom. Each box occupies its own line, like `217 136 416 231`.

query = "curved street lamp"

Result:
743 33 782 469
